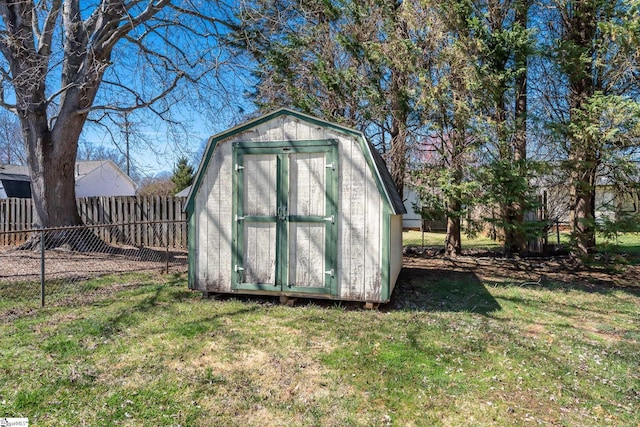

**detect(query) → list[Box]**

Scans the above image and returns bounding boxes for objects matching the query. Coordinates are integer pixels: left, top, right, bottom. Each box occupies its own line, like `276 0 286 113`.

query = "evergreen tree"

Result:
233 0 434 199
541 0 640 258
171 157 194 195
233 0 640 258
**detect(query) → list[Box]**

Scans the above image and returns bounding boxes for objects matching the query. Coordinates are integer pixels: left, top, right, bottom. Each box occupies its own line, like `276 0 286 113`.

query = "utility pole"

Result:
123 112 132 177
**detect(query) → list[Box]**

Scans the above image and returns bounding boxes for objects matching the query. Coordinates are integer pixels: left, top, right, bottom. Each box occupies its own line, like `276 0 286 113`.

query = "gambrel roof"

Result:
186 108 406 215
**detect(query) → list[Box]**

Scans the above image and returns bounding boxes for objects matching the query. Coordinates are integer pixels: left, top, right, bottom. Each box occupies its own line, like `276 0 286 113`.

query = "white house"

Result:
0 160 136 199
73 160 136 197
175 185 191 198
402 186 423 229
536 170 640 224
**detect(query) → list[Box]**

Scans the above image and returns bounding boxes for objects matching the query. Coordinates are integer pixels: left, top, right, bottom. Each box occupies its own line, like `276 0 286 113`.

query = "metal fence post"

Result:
40 227 45 307
165 243 170 274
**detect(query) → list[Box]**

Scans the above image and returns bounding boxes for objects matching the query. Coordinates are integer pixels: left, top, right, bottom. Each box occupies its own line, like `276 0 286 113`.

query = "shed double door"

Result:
232 141 338 294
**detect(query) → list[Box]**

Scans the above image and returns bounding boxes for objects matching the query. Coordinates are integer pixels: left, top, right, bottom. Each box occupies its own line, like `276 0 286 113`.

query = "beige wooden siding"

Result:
336 133 382 301
289 152 327 288
243 223 277 283
289 152 325 216
289 223 325 287
241 118 328 142
195 142 233 291
194 115 385 299
243 154 277 216
242 154 278 284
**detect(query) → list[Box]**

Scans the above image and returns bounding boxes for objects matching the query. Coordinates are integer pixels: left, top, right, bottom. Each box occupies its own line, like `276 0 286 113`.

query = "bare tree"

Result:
0 109 25 164
0 0 234 233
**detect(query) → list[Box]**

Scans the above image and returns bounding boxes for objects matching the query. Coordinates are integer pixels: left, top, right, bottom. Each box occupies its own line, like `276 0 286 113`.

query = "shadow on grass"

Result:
65 282 261 342
388 268 501 314
190 266 502 314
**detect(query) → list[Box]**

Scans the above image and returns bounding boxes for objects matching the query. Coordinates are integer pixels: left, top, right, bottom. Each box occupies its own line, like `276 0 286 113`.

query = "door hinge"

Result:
323 215 335 224
325 269 334 277
236 215 245 221
235 164 244 171
325 162 335 170
234 265 245 272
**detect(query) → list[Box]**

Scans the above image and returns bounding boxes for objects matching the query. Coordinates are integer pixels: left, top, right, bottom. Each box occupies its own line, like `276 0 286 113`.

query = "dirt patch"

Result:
169 338 351 425
0 245 188 283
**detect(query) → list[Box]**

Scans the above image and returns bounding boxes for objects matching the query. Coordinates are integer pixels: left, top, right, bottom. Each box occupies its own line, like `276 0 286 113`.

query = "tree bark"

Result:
387 2 410 200
569 153 597 255
445 198 462 256
23 119 83 228
389 104 408 200
511 0 529 255
1 1 123 229
445 128 464 257
564 0 599 257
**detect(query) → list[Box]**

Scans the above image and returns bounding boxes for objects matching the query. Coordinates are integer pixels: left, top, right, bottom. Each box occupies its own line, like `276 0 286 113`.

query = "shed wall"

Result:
195 143 233 289
192 115 387 301
389 214 404 296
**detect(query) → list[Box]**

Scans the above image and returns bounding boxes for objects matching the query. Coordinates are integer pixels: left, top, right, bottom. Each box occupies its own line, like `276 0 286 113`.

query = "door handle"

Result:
278 206 288 221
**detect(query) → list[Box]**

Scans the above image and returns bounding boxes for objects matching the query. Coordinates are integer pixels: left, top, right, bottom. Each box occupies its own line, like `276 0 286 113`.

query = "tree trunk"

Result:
389 114 407 201
445 201 462 256
511 0 529 255
565 0 599 258
24 122 82 229
569 154 597 255
445 153 464 257
388 60 409 200
16 104 89 250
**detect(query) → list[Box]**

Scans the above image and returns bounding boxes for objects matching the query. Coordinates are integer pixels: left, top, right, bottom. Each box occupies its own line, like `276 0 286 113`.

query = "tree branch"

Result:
36 0 62 56
79 71 183 115
93 0 171 56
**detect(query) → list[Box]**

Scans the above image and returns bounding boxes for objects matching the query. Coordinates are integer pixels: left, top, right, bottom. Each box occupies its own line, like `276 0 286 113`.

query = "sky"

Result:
80 117 213 178
81 92 256 179
1 1 255 181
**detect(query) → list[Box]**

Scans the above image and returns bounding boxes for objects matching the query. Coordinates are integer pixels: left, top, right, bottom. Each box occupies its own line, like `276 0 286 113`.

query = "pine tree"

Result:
171 157 194 195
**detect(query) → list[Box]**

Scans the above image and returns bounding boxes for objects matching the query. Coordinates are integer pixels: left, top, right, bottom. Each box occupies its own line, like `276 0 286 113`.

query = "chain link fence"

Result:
403 219 640 257
0 221 188 312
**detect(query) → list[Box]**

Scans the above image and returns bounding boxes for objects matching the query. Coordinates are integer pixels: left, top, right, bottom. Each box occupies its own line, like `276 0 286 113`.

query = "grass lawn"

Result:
1 267 639 426
403 229 640 257
402 230 502 249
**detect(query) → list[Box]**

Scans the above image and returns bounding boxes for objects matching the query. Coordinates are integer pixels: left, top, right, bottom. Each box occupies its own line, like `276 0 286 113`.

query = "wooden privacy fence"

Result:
0 196 188 247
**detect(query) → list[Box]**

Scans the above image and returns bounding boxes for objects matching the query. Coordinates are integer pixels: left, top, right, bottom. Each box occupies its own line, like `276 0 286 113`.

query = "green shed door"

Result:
233 141 338 294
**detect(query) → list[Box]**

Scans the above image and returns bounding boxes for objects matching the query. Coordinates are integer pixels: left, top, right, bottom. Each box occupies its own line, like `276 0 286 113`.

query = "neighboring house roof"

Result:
75 160 137 195
0 160 136 198
186 108 406 215
175 185 191 197
0 164 30 176
0 168 31 198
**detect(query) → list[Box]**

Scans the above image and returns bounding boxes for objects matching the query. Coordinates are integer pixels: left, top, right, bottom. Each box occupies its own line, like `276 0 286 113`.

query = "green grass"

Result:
597 232 640 256
404 229 640 257
403 230 502 249
1 272 639 426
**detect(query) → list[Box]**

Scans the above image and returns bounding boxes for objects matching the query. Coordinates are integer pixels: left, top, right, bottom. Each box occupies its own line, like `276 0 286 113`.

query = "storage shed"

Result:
185 109 405 304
